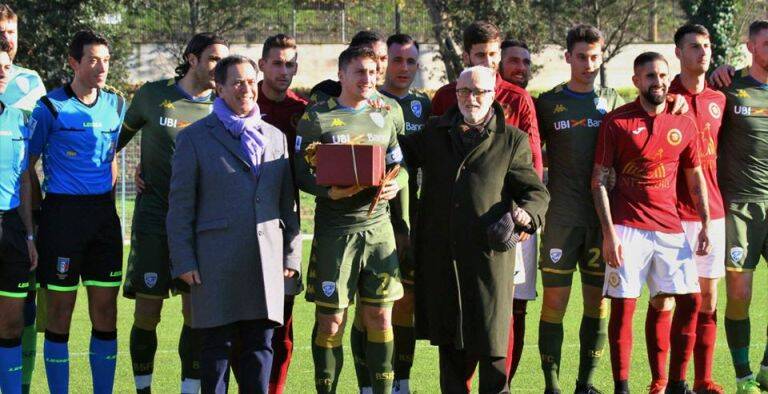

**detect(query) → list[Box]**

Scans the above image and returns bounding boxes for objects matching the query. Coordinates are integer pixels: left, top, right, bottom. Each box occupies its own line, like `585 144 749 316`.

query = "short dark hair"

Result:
0 35 10 55
565 24 604 52
213 55 258 86
501 39 529 52
462 21 501 53
749 20 768 39
386 33 419 51
338 46 377 71
349 30 384 48
674 24 709 47
261 33 297 59
634 51 667 70
68 30 109 62
175 32 229 77
0 4 16 22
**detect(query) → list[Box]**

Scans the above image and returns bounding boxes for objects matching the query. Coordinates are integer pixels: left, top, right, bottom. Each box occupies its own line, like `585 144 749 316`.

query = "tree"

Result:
682 0 741 69
13 0 134 91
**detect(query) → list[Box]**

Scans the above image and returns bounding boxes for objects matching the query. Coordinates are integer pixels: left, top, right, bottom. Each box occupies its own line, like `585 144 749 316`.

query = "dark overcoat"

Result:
399 102 549 356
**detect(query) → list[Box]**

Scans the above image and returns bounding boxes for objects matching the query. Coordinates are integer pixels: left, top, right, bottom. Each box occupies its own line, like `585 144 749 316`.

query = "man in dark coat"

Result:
399 66 549 393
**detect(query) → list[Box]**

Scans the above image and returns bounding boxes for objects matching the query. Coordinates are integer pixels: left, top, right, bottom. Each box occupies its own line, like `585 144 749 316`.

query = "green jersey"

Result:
536 83 624 226
0 65 46 115
718 68 768 203
118 78 214 234
295 96 408 236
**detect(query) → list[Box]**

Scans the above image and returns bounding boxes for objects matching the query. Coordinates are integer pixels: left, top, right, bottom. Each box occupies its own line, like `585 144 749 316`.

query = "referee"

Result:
27 30 126 394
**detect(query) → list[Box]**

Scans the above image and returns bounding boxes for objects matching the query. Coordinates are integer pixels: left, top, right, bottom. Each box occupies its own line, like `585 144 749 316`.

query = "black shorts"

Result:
123 230 188 299
0 209 31 298
37 193 123 291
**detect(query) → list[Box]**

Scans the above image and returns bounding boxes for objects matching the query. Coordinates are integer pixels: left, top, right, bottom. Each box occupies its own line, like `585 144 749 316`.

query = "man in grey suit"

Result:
166 54 301 394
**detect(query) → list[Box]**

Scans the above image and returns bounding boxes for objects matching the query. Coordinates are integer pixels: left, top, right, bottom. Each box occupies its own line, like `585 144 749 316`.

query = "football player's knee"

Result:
726 298 750 320
314 329 343 349
316 311 345 336
362 306 392 331
649 295 675 311
541 304 566 324
584 298 608 319
133 309 161 331
392 302 414 327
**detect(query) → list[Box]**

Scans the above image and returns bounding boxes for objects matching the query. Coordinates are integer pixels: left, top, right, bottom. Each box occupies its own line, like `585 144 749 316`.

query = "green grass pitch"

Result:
26 243 768 393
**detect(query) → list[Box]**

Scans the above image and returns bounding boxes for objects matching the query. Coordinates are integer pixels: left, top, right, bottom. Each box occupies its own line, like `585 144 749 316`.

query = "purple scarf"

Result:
213 97 266 178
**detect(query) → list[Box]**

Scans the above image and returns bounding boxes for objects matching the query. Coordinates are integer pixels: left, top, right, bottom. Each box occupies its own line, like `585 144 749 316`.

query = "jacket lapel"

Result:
205 115 252 169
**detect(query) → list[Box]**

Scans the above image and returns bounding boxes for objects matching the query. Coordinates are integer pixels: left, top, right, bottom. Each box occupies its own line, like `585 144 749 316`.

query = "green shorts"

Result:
725 201 768 272
123 231 189 299
305 223 403 309
540 223 605 287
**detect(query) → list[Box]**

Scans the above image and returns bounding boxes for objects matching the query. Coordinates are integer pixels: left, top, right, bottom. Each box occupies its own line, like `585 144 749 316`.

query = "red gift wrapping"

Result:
315 144 385 187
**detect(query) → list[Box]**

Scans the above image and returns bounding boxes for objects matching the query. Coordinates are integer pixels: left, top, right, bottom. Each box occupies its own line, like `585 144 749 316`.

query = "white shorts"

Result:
682 218 725 279
603 225 700 299
514 233 538 300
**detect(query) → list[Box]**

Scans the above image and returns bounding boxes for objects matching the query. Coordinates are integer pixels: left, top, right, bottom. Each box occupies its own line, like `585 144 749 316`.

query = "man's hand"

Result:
709 64 735 88
329 185 365 200
27 240 38 271
366 98 391 111
696 226 712 256
511 207 531 227
668 94 689 115
379 180 401 201
134 162 145 193
606 168 617 191
602 230 623 268
179 270 202 286
284 269 297 278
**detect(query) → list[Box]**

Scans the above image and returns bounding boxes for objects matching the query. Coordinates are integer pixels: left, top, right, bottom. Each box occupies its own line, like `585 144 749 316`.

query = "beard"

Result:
642 85 667 105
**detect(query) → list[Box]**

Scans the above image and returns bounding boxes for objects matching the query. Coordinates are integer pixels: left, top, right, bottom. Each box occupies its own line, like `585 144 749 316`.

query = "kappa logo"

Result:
330 118 346 127
144 272 158 288
736 89 750 98
410 100 422 118
159 100 175 109
608 272 620 288
708 102 721 119
370 112 385 128
666 128 682 146
730 246 744 263
549 248 563 263
553 104 567 113
321 281 336 297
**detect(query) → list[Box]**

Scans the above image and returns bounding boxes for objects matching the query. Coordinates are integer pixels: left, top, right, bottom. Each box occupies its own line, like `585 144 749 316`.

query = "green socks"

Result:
725 317 752 378
130 325 157 393
351 318 372 388
393 324 415 381
178 325 201 392
366 328 395 394
312 323 343 393
578 314 607 385
539 320 564 391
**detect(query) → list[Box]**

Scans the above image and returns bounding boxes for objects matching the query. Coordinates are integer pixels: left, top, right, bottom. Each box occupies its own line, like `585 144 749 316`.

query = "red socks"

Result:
609 298 637 381
694 310 717 382
646 306 672 383
669 293 701 381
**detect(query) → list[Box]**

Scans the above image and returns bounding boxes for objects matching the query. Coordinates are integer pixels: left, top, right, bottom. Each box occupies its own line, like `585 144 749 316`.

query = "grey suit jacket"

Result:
167 112 301 328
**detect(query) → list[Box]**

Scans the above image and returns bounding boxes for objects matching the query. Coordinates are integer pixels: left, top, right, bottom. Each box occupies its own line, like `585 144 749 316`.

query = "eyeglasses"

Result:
456 88 494 98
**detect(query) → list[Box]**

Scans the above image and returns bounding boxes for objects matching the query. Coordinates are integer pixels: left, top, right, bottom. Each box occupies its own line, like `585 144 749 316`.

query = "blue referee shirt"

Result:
29 85 126 195
0 102 29 210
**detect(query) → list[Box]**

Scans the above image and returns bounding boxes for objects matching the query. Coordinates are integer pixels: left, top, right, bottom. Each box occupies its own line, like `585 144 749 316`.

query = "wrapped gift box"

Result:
315 144 385 186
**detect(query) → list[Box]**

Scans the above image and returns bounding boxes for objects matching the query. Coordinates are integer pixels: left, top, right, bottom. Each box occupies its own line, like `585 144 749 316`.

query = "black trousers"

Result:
438 345 509 394
199 319 275 394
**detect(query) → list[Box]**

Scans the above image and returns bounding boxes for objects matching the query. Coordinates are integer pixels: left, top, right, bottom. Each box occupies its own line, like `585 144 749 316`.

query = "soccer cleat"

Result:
648 380 667 394
574 381 603 394
692 380 724 394
757 368 768 390
735 377 761 394
664 380 694 394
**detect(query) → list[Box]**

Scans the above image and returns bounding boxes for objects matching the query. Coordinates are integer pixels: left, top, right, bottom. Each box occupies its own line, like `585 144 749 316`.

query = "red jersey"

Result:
257 81 309 159
431 73 543 177
669 76 726 221
594 99 700 233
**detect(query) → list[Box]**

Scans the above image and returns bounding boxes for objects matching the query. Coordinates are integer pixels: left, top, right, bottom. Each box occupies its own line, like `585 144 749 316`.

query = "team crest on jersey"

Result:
549 248 563 263
608 272 620 288
553 104 567 113
410 100 422 118
730 246 744 263
159 100 175 109
144 272 158 288
594 97 609 114
708 102 721 119
321 281 336 297
666 129 682 146
56 257 70 279
370 112 385 128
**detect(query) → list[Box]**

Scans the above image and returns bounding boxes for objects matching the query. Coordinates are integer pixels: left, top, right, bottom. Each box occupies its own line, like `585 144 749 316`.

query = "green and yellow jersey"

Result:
718 68 768 203
295 96 408 236
536 83 624 226
118 78 214 234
